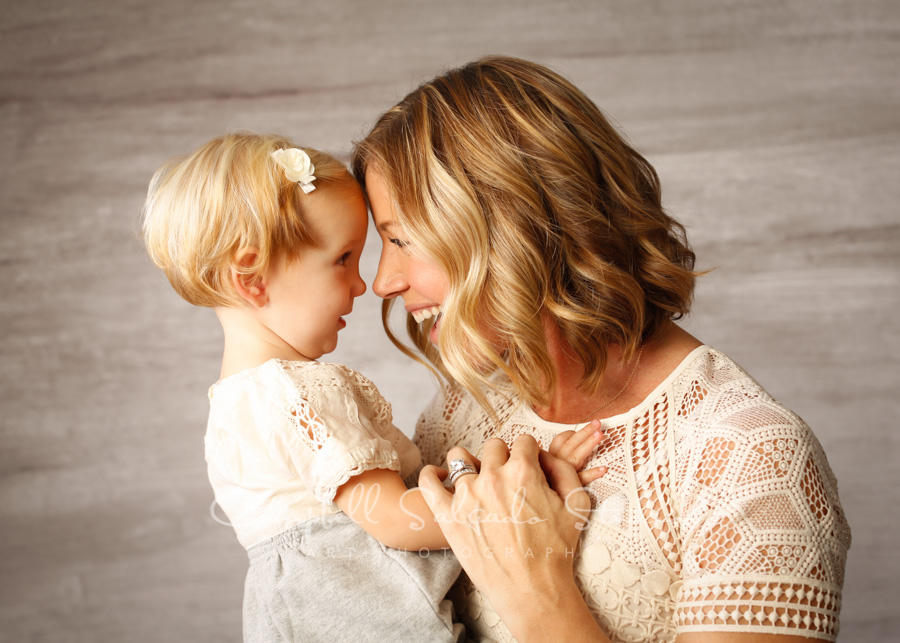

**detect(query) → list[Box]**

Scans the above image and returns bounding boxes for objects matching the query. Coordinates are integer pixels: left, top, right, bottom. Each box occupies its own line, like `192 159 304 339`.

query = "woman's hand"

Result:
418 435 610 643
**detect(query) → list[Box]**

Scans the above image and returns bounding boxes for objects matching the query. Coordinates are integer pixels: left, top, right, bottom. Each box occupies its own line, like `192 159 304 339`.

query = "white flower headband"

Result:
271 148 317 193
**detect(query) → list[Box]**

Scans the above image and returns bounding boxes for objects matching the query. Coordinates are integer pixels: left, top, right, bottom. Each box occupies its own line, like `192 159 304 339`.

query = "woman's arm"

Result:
333 468 450 550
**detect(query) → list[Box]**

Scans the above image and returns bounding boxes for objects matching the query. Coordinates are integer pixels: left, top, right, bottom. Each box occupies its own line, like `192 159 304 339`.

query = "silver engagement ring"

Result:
447 458 478 487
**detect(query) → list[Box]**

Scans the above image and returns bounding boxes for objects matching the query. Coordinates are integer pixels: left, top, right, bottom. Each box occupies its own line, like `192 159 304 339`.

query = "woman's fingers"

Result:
444 446 482 490
538 449 592 527
479 438 510 468
446 446 480 469
538 449 583 500
507 433 540 463
418 464 454 514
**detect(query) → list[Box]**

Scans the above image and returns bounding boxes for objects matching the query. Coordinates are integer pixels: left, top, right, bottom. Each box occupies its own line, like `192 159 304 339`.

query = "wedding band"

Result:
447 458 478 487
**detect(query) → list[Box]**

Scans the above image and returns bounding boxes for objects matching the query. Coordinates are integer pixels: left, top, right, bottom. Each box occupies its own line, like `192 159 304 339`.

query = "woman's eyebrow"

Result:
377 221 396 232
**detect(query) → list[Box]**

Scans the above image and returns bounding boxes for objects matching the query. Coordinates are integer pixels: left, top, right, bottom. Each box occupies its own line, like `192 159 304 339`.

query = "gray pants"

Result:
244 512 465 642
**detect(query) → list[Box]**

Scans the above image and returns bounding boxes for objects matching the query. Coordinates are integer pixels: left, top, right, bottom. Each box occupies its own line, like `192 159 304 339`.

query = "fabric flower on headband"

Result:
271 148 317 193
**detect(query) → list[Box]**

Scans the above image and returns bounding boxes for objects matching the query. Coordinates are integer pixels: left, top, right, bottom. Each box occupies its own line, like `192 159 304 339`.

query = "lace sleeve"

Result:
271 362 401 505
675 381 851 640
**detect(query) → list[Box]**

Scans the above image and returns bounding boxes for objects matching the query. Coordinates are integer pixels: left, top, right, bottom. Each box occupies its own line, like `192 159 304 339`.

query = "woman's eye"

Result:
389 238 409 250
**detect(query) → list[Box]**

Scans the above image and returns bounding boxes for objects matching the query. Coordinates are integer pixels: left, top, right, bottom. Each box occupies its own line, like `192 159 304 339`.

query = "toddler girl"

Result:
142 133 464 642
141 133 601 642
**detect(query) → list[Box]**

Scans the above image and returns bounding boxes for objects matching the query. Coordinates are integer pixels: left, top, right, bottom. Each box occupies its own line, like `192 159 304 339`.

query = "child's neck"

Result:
215 307 310 380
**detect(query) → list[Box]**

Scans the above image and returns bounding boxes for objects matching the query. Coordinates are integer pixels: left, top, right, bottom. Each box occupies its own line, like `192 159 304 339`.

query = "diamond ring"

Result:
447 458 478 487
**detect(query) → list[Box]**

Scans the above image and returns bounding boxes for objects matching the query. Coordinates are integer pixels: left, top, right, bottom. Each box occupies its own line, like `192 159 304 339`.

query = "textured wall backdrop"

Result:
1 1 897 641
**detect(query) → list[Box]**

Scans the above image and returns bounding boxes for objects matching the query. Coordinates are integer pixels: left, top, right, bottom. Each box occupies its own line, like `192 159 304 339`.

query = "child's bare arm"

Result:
334 422 607 552
333 469 450 551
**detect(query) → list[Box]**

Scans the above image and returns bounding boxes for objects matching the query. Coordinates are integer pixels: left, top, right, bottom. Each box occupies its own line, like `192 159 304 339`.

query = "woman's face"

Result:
366 169 447 344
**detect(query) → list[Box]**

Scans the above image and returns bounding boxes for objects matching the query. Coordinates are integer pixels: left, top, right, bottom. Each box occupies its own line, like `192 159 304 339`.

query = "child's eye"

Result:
337 251 352 265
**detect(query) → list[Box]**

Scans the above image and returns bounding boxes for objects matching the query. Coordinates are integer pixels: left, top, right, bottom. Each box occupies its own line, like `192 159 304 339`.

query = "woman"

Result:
352 56 850 642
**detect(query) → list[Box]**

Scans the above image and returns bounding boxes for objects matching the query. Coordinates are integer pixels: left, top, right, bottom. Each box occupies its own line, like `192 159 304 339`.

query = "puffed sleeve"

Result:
269 362 402 505
675 380 851 640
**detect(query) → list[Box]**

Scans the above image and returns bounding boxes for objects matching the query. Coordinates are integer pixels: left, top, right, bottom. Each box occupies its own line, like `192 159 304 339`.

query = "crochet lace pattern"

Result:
415 347 850 642
274 360 401 503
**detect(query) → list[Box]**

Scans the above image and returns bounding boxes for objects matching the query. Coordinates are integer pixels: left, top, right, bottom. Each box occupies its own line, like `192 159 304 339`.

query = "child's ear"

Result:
231 248 268 308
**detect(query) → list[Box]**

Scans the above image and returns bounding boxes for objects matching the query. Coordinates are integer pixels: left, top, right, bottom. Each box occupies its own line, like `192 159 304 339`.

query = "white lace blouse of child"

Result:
207 360 422 549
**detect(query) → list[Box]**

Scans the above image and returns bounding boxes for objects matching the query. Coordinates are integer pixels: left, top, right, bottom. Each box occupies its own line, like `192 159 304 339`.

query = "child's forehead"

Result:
303 183 367 229
322 174 364 199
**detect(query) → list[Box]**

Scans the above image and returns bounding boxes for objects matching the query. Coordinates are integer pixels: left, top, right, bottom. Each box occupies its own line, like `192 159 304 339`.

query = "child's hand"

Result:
548 419 607 486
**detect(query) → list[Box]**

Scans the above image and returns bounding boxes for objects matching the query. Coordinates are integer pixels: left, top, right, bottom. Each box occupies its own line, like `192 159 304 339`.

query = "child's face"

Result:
259 182 368 360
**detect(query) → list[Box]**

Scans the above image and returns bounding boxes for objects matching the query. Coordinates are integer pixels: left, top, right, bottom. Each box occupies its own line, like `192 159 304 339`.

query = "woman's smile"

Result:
410 305 442 324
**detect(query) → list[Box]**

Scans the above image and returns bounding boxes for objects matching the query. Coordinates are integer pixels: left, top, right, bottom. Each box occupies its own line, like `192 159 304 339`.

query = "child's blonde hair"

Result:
353 56 699 411
142 132 352 307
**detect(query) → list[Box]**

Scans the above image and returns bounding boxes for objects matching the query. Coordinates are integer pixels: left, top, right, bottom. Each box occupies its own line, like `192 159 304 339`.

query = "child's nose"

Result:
353 272 367 298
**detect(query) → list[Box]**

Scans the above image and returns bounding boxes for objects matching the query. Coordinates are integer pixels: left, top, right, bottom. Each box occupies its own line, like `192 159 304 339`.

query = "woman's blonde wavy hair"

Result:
352 56 698 411
142 132 352 308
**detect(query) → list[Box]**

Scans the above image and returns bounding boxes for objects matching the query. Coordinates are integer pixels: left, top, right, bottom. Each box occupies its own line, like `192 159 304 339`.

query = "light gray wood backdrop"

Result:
1 1 897 641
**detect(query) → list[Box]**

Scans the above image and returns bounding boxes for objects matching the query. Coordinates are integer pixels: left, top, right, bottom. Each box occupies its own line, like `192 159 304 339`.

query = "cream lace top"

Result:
206 360 422 550
415 346 851 642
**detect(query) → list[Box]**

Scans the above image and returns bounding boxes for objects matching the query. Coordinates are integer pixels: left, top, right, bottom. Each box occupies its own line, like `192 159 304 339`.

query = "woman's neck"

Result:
532 321 702 424
215 307 309 380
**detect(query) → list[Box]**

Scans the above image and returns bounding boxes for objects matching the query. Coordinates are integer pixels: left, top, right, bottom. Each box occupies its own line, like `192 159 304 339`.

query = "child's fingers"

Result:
548 430 576 457
578 465 608 486
569 423 605 466
551 420 605 468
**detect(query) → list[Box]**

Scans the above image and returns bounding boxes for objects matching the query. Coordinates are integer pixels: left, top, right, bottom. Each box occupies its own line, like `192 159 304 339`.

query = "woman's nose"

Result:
373 251 407 299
